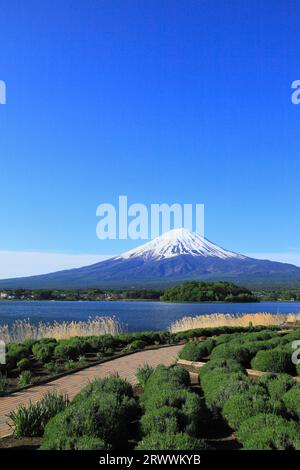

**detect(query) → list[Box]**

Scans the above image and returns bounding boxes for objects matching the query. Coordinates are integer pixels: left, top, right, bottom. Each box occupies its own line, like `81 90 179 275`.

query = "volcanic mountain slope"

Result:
1 228 300 288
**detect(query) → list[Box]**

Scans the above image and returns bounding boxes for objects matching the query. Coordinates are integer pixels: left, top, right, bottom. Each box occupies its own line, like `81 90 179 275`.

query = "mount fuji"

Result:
1 228 300 288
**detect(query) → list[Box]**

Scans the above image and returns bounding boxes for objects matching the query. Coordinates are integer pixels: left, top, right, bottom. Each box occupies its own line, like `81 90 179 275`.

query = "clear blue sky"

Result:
0 0 300 276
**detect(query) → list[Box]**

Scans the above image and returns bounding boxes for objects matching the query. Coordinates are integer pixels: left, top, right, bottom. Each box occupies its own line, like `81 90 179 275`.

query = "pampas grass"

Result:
169 312 300 333
0 316 123 343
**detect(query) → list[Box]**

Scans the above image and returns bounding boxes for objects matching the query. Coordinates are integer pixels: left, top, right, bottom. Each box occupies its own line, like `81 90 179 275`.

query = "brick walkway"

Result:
0 344 182 438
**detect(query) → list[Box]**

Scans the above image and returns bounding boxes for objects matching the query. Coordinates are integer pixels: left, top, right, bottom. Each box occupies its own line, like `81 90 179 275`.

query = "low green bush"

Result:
74 436 109 450
200 357 245 377
21 338 38 350
54 338 82 360
6 343 29 369
200 368 250 412
242 426 300 450
222 388 272 429
122 340 147 353
141 365 207 442
281 329 300 342
210 342 251 366
141 366 190 404
141 406 182 435
283 385 300 419
73 374 134 403
251 349 296 375
135 432 208 450
257 373 295 401
174 325 279 343
17 358 30 371
136 364 154 388
179 338 215 362
237 413 300 450
44 362 60 373
41 391 137 449
32 342 55 363
63 360 77 370
18 370 32 386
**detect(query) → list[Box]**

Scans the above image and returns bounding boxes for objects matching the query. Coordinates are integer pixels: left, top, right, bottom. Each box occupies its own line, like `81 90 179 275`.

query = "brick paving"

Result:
0 344 182 438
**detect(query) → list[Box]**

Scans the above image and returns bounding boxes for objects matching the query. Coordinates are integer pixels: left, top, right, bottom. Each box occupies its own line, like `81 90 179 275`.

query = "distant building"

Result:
0 292 8 299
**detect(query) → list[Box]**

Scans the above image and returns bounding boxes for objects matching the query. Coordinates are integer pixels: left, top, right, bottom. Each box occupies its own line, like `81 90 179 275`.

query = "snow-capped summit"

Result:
2 228 300 289
117 228 245 261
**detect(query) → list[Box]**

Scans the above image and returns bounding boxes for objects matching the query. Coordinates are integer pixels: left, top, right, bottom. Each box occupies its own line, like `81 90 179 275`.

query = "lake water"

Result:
0 300 299 332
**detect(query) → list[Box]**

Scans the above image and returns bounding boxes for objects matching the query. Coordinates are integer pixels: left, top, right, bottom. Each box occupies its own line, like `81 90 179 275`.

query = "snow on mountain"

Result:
117 228 246 261
2 228 300 289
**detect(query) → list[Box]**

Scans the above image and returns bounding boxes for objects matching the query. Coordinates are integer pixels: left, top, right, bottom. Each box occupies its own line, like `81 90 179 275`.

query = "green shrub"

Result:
281 329 300 342
21 338 38 350
242 427 300 450
136 364 154 388
135 432 208 450
18 370 32 386
179 338 215 362
257 373 295 400
251 349 296 374
54 338 83 360
63 360 77 370
200 357 244 377
74 436 109 450
17 358 30 371
283 385 300 419
141 365 207 438
41 392 136 449
200 368 250 412
96 335 118 349
9 391 69 437
6 343 29 369
237 413 300 450
44 362 59 373
143 387 206 437
210 342 251 366
141 406 182 435
32 342 55 363
222 388 272 429
73 375 133 403
143 365 190 394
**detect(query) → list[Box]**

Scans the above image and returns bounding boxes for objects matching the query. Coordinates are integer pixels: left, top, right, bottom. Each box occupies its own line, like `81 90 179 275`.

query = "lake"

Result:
0 300 299 332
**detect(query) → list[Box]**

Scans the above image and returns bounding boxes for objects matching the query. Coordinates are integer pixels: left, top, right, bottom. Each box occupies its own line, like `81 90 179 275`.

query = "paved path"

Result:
0 345 182 438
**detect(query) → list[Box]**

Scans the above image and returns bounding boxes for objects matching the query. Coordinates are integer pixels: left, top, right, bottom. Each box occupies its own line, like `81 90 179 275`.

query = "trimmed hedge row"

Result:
179 338 215 362
199 328 300 450
136 365 208 450
2 325 285 373
184 328 300 376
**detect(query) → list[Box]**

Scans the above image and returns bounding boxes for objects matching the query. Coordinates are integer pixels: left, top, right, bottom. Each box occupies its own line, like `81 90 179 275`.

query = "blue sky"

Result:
0 0 300 277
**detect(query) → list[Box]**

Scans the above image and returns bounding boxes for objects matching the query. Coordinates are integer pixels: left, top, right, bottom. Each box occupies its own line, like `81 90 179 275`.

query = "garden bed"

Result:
1 324 280 396
1 342 182 396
